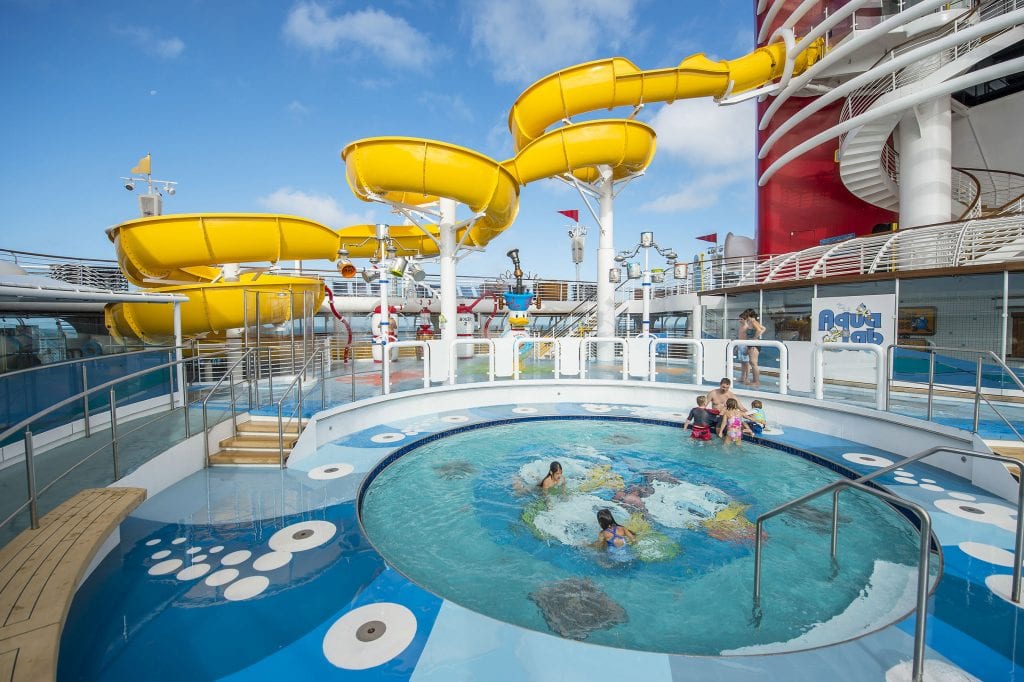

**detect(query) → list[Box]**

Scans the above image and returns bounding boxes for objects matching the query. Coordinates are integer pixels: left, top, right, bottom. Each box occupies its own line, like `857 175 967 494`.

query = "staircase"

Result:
208 419 301 466
837 7 1024 210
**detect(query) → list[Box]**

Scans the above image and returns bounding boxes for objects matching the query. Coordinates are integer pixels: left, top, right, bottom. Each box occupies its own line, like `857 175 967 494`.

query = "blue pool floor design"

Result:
60 400 1024 681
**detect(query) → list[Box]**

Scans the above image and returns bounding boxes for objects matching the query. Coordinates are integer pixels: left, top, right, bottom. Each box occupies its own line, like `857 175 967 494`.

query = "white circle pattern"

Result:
309 463 355 480
176 564 211 581
205 569 239 587
224 576 270 601
151 550 171 560
221 550 252 566
148 559 183 576
322 602 417 670
253 551 293 571
370 433 405 443
842 453 895 467
959 542 1015 567
268 521 337 553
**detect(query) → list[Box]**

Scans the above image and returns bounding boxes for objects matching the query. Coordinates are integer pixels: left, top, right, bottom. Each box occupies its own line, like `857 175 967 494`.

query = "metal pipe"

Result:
109 388 120 481
830 488 840 560
350 352 356 401
82 365 90 438
24 429 39 529
927 350 935 420
320 347 326 409
289 289 297 374
168 350 176 409
277 403 285 468
229 368 237 439
973 355 983 432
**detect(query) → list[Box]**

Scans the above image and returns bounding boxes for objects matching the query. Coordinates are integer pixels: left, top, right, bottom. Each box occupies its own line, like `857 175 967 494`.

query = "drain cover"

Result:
325 467 339 474
960 506 985 515
356 620 387 642
293 529 315 540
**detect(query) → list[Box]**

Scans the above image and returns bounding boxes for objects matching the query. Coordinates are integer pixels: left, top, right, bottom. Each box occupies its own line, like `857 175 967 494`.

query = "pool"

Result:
360 417 931 656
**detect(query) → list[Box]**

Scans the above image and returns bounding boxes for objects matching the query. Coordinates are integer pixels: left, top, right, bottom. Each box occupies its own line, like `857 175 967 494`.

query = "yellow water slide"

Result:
107 39 823 342
341 38 824 245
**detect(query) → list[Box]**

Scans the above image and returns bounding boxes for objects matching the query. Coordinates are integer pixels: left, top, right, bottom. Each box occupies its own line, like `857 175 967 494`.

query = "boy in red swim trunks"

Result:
684 395 715 441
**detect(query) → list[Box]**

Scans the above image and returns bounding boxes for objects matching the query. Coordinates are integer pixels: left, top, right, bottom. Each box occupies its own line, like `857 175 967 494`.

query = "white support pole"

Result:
377 223 391 391
814 342 886 410
898 95 952 229
641 247 651 336
173 301 185 407
596 165 615 360
439 198 458 346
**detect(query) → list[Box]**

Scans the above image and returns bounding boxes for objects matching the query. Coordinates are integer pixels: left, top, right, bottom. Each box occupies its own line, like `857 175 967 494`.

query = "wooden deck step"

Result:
236 421 300 436
208 449 288 466
218 436 298 450
0 487 146 682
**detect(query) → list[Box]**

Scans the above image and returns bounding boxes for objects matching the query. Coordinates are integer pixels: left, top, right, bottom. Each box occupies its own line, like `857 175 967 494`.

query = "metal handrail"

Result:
847 445 1024 601
200 348 256 465
0 344 188 381
752 479 934 682
273 348 326 467
885 344 1024 433
0 353 194 531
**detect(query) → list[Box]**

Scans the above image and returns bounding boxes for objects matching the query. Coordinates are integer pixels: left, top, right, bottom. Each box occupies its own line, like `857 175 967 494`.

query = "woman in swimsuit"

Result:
593 508 635 562
738 309 766 387
718 398 752 445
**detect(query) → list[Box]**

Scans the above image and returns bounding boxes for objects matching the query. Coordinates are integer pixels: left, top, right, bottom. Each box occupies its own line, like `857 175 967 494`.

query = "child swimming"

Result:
683 395 714 441
745 399 767 435
593 508 635 562
539 461 566 490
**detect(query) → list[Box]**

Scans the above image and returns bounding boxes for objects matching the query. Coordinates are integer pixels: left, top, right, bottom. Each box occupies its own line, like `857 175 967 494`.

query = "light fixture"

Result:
407 261 426 282
626 262 642 279
665 251 677 260
361 269 380 283
124 180 135 191
609 268 621 283
651 268 665 283
388 256 408 277
673 262 688 279
613 254 626 263
164 184 176 196
640 231 654 247
337 259 357 278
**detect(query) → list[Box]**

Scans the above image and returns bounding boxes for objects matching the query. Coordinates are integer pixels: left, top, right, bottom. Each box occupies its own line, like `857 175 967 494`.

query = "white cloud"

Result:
113 25 185 59
417 92 474 122
465 0 638 83
648 98 755 167
287 100 309 115
642 167 749 213
258 188 377 228
283 2 434 69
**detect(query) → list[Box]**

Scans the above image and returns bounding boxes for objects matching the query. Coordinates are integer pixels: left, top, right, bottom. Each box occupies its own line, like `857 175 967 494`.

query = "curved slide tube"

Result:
341 39 824 248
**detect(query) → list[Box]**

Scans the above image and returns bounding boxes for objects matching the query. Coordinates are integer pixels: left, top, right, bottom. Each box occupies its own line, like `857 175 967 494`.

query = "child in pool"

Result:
539 461 566 490
592 508 635 562
744 399 767 435
717 398 752 445
683 395 714 441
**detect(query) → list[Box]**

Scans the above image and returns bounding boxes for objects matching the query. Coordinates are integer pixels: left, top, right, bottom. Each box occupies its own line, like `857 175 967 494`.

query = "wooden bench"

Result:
0 487 146 682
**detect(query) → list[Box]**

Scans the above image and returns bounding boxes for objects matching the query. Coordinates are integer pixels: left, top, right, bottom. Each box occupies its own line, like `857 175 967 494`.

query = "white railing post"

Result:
449 339 495 385
723 340 789 395
648 338 704 386
579 337 629 380
814 342 886 409
383 341 431 390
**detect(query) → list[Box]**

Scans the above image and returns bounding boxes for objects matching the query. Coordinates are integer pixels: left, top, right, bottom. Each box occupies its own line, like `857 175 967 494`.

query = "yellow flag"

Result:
130 154 151 175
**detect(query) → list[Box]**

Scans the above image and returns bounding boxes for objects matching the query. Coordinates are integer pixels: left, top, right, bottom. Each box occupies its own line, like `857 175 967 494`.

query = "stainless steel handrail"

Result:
0 354 195 531
200 348 256 466
752 479 934 682
847 445 1024 600
0 344 189 380
886 344 1024 434
273 348 325 467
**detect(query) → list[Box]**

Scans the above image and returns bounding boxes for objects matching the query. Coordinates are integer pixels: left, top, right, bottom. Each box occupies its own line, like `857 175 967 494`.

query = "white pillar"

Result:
595 166 615 360
439 198 458 344
641 247 651 336
898 96 952 229
173 301 185 407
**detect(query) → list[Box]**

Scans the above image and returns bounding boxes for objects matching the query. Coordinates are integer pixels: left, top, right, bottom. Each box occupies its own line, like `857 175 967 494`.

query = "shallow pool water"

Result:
360 418 928 655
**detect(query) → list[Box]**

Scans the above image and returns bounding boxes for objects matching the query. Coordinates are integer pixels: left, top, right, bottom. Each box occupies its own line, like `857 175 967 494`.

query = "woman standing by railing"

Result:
738 309 766 387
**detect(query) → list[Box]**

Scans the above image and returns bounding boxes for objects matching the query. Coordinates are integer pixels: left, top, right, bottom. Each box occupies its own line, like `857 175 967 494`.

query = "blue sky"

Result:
0 0 756 281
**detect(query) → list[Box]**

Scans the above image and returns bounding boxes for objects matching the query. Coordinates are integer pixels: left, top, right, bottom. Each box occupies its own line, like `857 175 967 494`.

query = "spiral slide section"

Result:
105 214 339 342
341 38 824 246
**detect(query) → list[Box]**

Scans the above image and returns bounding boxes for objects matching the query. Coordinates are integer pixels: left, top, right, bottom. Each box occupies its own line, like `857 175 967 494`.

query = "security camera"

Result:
124 181 135 191
165 186 176 196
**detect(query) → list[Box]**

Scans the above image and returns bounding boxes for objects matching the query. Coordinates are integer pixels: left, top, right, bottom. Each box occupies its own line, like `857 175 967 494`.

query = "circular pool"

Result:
360 418 929 656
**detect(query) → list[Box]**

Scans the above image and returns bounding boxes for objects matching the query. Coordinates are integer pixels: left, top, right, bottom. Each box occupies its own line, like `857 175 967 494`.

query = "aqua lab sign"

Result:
811 294 895 346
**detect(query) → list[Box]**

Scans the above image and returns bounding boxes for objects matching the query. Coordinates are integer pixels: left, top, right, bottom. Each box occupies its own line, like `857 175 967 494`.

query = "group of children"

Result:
683 377 767 445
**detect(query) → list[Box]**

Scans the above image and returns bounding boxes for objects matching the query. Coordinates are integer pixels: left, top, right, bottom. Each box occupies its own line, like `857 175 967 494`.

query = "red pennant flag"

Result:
557 209 579 222
696 232 718 243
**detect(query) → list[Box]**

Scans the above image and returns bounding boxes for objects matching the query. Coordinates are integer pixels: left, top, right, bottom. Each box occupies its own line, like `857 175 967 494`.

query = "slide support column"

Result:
439 198 458 345
596 166 616 361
